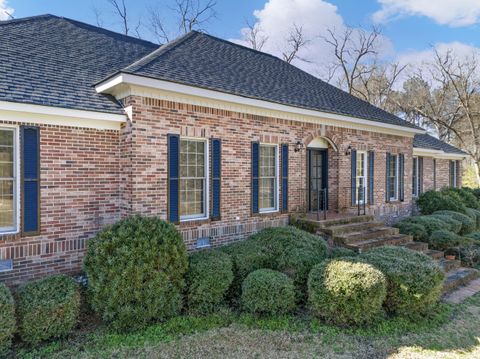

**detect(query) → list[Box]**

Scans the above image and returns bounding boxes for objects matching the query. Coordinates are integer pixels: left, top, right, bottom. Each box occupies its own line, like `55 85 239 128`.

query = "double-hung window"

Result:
450 160 458 188
179 138 208 220
0 128 17 233
388 154 398 201
412 157 419 197
356 151 368 204
259 144 278 212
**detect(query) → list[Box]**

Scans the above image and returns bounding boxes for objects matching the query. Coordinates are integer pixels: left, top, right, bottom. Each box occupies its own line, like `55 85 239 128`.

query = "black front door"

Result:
308 149 328 211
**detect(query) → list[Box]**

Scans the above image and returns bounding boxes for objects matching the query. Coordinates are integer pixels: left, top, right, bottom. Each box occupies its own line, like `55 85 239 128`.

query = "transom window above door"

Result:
179 138 208 220
259 144 278 212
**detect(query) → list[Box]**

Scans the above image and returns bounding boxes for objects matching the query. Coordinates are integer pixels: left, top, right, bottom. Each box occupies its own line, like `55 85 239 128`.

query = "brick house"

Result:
0 15 466 286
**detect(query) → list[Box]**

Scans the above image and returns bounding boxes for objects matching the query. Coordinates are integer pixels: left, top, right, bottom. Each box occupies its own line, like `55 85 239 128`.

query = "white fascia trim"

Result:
96 73 425 136
0 101 126 130
413 147 467 160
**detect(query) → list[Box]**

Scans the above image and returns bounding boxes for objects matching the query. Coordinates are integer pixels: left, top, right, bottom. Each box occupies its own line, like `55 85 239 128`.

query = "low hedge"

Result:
395 221 429 242
428 230 467 251
84 216 188 332
361 246 444 318
429 214 463 234
186 249 234 315
308 259 386 326
433 210 476 235
417 190 467 215
442 188 480 209
0 284 15 356
241 269 296 316
403 216 450 235
16 275 80 345
328 247 357 258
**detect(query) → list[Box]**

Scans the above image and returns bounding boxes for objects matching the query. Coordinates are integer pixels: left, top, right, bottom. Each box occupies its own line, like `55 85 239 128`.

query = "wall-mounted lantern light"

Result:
294 141 304 152
345 145 352 156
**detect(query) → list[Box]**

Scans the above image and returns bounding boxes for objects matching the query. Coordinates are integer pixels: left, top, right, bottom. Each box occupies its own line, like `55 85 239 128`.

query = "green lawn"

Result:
14 294 480 359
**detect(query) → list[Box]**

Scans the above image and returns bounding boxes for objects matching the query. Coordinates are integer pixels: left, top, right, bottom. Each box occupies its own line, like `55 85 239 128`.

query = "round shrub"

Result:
361 246 444 318
308 259 386 326
395 221 429 242
328 247 357 259
84 216 188 332
430 214 463 234
186 249 234 315
417 190 467 215
442 188 480 209
0 284 15 356
403 216 450 235
241 269 296 316
428 230 467 251
433 210 476 235
16 275 80 344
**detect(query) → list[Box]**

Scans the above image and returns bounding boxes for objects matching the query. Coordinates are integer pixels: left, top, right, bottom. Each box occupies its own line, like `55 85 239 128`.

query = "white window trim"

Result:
389 154 399 202
179 137 209 222
259 143 280 214
452 161 458 188
412 157 419 198
356 151 368 205
0 125 20 234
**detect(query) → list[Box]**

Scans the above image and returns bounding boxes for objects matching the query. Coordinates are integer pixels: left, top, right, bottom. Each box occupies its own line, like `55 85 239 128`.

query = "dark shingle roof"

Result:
414 134 466 155
117 31 420 130
0 14 158 114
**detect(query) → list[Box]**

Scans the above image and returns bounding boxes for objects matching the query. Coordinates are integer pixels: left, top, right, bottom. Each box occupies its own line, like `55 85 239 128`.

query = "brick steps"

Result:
438 258 462 272
424 249 445 260
400 241 429 251
443 268 480 294
322 221 383 236
344 234 413 252
334 227 399 245
315 215 375 229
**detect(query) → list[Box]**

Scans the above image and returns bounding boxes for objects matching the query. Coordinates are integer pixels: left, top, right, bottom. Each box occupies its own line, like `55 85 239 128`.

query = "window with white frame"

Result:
179 138 208 220
356 151 368 204
450 160 458 188
412 157 419 197
389 154 398 201
0 128 17 232
259 144 278 212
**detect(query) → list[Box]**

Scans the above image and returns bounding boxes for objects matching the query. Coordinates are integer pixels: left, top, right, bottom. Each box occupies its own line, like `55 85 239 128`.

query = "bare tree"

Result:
282 24 310 64
243 19 268 51
92 6 104 27
107 0 129 35
148 0 217 43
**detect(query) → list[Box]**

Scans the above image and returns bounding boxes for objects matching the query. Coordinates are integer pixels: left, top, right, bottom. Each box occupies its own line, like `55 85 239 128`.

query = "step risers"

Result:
424 249 445 260
322 221 383 236
334 227 400 245
443 268 480 294
438 259 462 273
400 241 429 252
344 234 413 253
316 215 375 229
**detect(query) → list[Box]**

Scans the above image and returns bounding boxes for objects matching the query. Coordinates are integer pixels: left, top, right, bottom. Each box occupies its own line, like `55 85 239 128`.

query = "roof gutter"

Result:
96 73 426 136
413 147 467 160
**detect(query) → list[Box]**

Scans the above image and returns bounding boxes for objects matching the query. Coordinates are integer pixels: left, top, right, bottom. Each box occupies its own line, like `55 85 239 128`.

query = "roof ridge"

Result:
123 31 199 73
0 13 58 25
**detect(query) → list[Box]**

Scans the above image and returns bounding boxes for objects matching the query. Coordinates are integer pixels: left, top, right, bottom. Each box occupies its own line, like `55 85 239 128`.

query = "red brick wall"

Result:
0 123 120 286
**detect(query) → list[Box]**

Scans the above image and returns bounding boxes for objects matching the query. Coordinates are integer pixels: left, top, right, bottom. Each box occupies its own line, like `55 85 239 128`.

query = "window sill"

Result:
180 216 209 223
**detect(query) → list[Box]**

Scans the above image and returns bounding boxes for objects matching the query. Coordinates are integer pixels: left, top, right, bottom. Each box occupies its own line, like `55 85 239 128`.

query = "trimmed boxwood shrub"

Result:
466 231 480 242
429 214 463 234
402 216 450 235
395 221 429 242
417 190 467 215
84 216 188 332
186 249 234 315
433 210 476 235
442 188 480 209
241 269 296 316
328 247 357 258
361 246 444 318
16 275 80 344
0 283 15 356
465 208 480 229
308 258 386 326
428 230 467 251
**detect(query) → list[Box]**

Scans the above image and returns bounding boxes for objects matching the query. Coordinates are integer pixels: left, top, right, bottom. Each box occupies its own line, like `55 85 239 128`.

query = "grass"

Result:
11 293 480 358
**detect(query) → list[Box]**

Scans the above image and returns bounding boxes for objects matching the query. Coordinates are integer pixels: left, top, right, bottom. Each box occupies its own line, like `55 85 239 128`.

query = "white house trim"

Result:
413 147 467 160
96 73 425 137
0 101 126 130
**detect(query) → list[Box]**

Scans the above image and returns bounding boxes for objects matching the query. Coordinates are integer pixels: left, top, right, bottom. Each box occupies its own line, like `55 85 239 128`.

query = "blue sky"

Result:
3 0 480 76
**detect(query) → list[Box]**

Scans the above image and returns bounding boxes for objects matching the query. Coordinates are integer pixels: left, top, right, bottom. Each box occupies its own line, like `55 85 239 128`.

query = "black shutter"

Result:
351 149 357 205
168 134 180 223
399 154 405 202
251 142 260 214
281 144 288 212
433 159 437 190
449 160 455 187
385 152 391 203
21 126 40 234
418 157 424 194
211 138 221 220
368 151 374 204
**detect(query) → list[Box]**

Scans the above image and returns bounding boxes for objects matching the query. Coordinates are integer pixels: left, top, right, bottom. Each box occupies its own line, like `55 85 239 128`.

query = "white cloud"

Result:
231 0 393 78
0 0 14 21
373 0 480 27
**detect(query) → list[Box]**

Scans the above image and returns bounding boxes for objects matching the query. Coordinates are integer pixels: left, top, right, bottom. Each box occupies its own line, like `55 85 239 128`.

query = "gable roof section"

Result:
0 14 158 115
414 134 466 155
113 31 420 130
